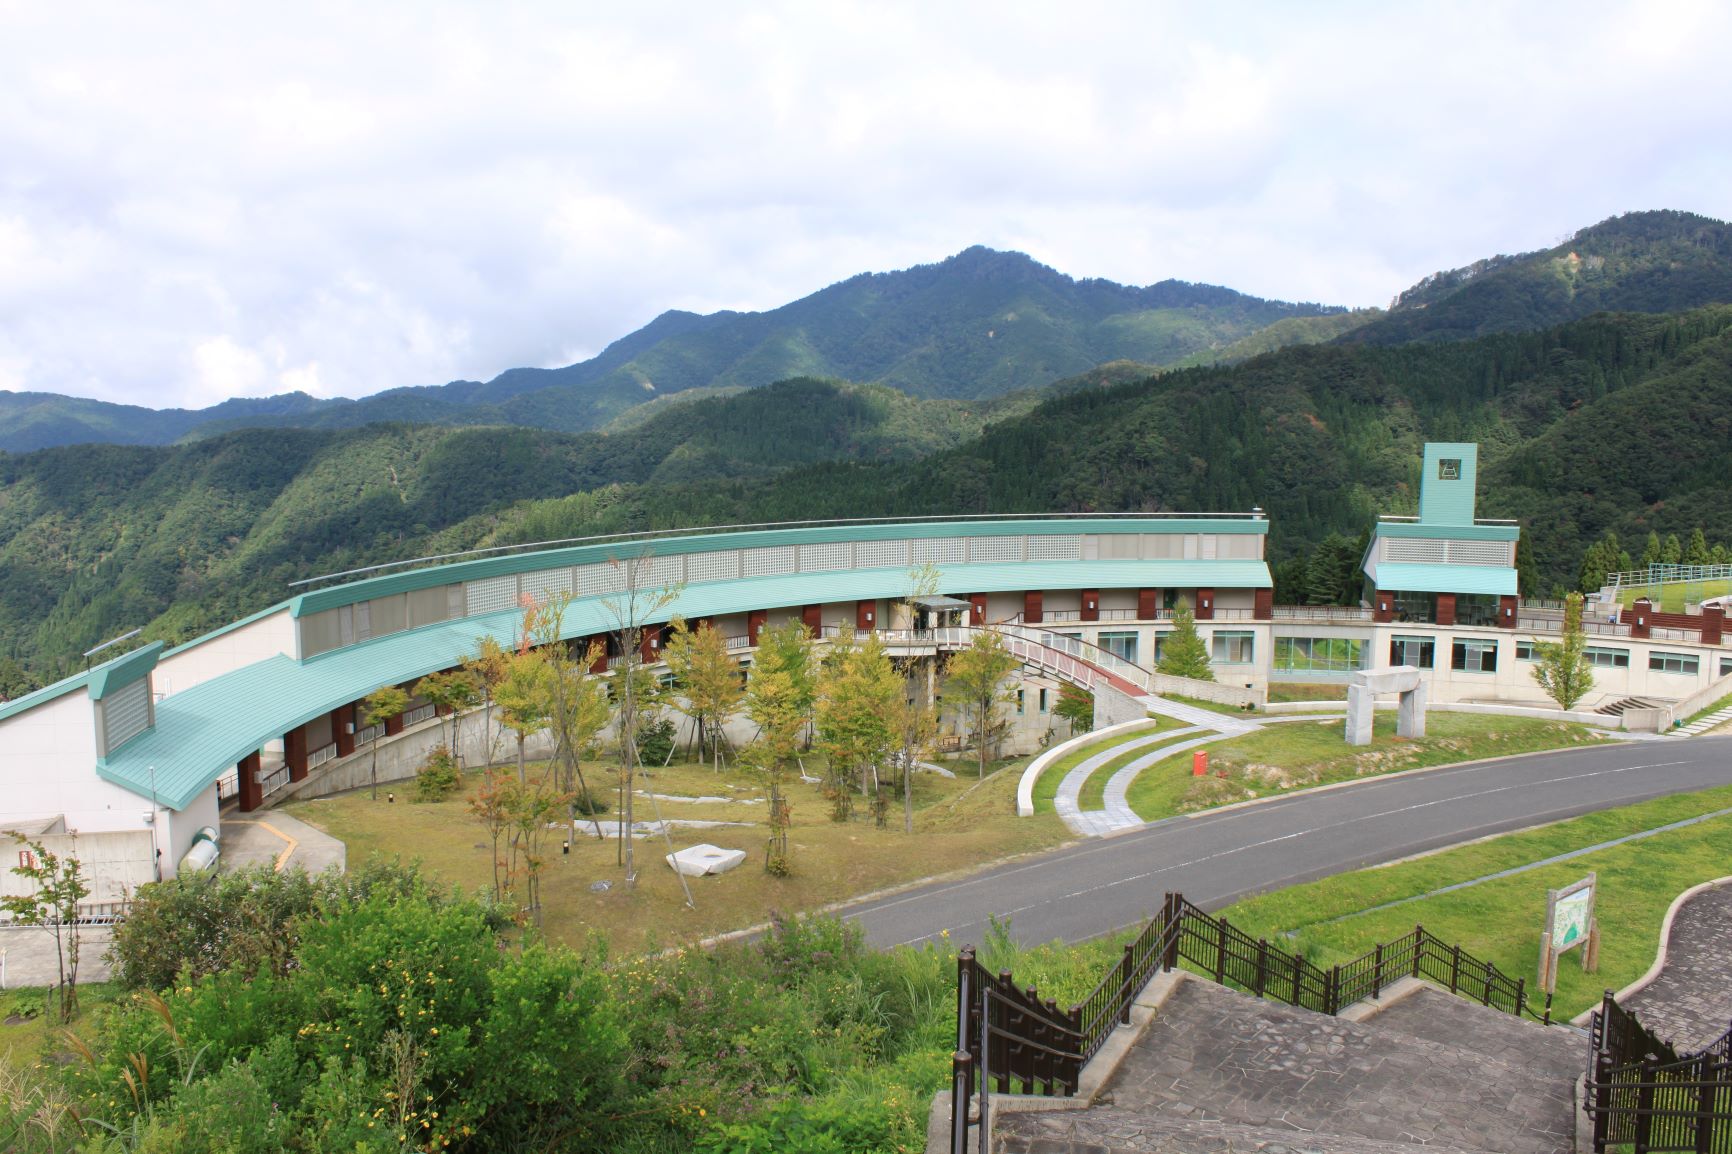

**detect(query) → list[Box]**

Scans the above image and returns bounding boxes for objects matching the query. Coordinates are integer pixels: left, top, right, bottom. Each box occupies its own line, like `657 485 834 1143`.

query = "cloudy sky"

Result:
4 1 1729 409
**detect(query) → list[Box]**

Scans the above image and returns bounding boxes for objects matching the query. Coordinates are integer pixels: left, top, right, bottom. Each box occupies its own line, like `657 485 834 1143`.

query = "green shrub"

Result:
414 743 461 801
636 717 677 766
572 785 609 816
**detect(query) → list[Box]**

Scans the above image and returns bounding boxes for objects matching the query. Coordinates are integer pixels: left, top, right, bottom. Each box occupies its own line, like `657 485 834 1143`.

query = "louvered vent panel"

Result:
910 539 965 563
1384 539 1447 564
799 543 852 572
686 551 739 583
104 678 151 753
520 568 574 602
855 540 908 568
742 547 795 577
967 536 1023 563
466 575 519 616
1027 535 1081 561
574 564 623 597
1445 540 1512 566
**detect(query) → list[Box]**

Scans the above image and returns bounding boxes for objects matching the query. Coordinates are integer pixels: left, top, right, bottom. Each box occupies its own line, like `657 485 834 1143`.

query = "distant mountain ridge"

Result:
1348 210 1732 344
1 246 1342 452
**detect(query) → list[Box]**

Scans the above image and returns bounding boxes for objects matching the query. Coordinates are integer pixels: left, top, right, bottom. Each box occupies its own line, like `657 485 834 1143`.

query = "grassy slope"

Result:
1213 783 1732 1020
1121 713 1609 822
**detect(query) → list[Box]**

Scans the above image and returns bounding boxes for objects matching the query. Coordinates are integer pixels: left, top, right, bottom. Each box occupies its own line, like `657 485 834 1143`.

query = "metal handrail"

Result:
1586 993 1732 1152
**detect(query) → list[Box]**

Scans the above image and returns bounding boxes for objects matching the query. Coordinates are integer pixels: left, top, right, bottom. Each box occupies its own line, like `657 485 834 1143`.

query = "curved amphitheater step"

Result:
1351 984 1584 1083
995 975 1576 1154
996 1111 1493 1153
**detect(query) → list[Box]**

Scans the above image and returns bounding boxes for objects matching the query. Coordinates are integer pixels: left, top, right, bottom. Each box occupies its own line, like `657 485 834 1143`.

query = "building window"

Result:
1649 652 1700 675
1274 637 1365 673
1390 593 1435 624
1721 656 1732 678
1099 631 1139 664
1516 641 1537 662
1390 635 1435 668
1438 458 1461 480
1211 631 1255 664
1152 633 1168 663
1585 646 1631 669
1451 638 1499 673
1038 688 1049 713
1016 689 1025 715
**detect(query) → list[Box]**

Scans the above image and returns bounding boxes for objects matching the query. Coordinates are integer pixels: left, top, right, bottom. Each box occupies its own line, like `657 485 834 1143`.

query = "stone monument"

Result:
1345 665 1426 745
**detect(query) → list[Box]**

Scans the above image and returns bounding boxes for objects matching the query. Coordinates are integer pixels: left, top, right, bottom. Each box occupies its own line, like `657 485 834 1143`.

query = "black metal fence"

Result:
1587 992 1732 1152
950 892 1553 1154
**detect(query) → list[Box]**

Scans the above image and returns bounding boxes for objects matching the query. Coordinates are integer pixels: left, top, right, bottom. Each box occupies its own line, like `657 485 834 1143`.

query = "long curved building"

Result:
4 444 1729 893
0 513 1273 879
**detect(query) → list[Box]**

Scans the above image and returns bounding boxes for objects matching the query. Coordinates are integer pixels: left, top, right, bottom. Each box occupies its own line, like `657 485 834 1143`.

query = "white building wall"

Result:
0 692 151 835
153 608 297 697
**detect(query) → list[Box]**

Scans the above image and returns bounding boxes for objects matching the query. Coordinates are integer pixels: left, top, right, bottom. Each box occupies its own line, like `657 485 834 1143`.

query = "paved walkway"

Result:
222 812 347 874
1621 879 1732 1050
1054 729 1197 836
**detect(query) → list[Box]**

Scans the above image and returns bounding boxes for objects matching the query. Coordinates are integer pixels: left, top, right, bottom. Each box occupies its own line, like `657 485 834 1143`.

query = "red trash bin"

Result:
1192 750 1208 777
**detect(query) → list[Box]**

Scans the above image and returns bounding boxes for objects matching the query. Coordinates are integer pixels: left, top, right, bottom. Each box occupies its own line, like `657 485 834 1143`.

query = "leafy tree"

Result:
3 835 90 1022
944 631 1019 778
663 618 742 770
470 768 514 902
1685 527 1711 566
360 684 410 800
521 592 611 844
1714 542 1731 566
462 636 514 767
1640 531 1663 567
754 619 819 748
1530 591 1596 710
1157 603 1214 682
815 629 901 820
415 669 479 761
1054 682 1093 734
1661 533 1683 565
495 650 554 785
1304 532 1362 605
597 550 682 888
745 659 804 872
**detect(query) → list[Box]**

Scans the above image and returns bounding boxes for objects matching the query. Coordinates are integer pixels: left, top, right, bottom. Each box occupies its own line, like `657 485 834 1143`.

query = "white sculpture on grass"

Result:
1345 665 1426 746
666 843 747 876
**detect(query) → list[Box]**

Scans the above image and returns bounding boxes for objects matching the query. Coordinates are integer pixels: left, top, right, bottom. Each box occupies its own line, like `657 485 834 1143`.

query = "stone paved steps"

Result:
996 975 1576 1154
1675 702 1732 736
997 1110 1493 1153
1354 985 1585 1083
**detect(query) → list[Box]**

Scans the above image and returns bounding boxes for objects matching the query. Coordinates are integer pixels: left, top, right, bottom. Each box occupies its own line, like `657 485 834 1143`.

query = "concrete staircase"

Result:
994 974 1583 1154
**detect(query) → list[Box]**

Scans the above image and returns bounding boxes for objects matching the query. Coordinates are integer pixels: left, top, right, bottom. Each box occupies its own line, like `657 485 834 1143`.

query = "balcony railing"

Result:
1271 606 1374 622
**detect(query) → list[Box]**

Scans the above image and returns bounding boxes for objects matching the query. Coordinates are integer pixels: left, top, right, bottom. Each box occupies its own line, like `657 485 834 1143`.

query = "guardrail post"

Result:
1412 926 1424 978
1373 942 1384 1000
1515 977 1526 1018
1450 944 1462 995
1691 1056 1713 1154
1215 919 1229 984
1255 939 1268 997
1328 964 1341 1015
952 947 975 1154
1120 943 1135 1025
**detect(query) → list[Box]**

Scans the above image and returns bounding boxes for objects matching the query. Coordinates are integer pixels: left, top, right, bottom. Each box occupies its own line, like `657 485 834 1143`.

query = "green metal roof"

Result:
1372 562 1517 597
100 556 1271 808
87 641 162 700
287 517 1269 617
0 641 163 725
1373 521 1520 542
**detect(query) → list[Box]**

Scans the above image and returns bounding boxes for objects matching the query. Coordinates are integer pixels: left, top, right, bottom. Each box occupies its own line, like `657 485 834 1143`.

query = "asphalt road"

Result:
846 734 1732 950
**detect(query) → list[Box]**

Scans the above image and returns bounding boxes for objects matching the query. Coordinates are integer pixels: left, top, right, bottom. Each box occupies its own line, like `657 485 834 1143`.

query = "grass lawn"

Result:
0 983 126 1074
1121 713 1611 823
285 753 1072 958
1266 682 1350 705
1076 730 1198 811
1616 578 1732 612
1676 691 1732 730
1210 783 1732 1020
1027 720 1162 814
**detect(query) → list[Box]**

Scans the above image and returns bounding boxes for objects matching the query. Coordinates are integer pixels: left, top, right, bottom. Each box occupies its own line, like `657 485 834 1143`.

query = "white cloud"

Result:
0 0 1728 408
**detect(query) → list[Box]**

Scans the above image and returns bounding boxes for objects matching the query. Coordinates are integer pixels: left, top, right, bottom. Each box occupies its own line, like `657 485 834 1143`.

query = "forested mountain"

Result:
1350 211 1732 345
9 307 1731 694
0 379 1035 683
1 247 1341 453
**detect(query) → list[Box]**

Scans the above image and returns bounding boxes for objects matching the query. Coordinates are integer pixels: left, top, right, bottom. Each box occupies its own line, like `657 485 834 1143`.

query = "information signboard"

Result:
1538 873 1599 993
